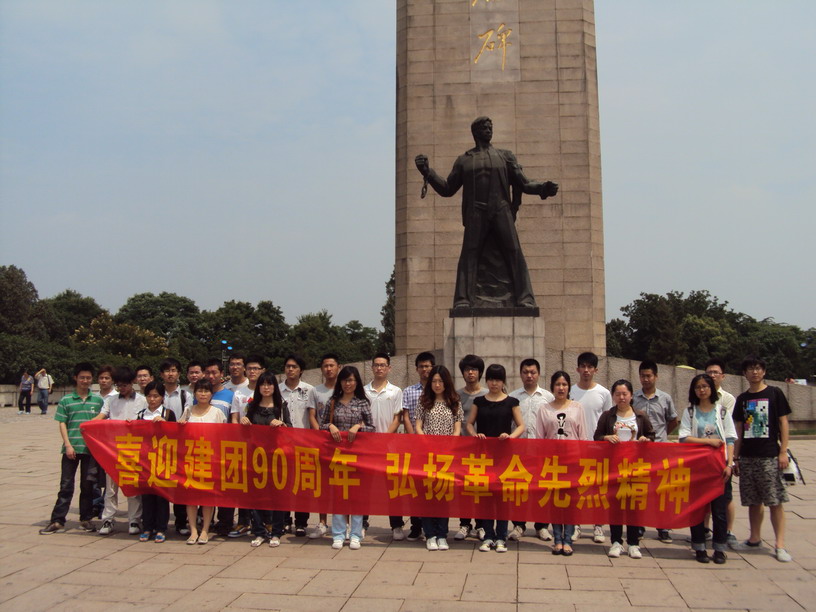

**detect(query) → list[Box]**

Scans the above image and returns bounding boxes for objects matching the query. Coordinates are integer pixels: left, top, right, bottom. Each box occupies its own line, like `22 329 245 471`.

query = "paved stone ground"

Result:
1 408 814 611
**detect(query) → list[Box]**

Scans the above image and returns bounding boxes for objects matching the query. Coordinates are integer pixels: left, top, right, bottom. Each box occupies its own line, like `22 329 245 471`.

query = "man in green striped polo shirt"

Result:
39 362 104 534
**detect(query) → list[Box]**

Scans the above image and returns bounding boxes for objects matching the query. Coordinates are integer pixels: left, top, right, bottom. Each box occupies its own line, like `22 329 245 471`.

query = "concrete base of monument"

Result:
448 306 540 318
443 316 546 392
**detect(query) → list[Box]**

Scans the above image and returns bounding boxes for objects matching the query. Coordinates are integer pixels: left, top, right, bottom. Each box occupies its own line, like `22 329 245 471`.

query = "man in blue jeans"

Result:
35 367 54 414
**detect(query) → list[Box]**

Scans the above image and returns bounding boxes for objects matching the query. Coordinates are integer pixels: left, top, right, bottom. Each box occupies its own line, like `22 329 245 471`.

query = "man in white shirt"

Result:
281 354 316 536
308 353 341 539
364 353 404 540
35 367 54 414
570 351 613 544
705 358 738 546
92 367 147 536
508 358 555 541
224 353 250 392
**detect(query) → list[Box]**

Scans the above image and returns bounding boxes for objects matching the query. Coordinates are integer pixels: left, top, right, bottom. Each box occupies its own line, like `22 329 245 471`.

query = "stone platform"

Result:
1 409 815 611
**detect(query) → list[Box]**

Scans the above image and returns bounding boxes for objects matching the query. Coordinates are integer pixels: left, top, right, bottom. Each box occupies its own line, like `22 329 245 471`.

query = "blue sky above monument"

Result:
1 1 813 331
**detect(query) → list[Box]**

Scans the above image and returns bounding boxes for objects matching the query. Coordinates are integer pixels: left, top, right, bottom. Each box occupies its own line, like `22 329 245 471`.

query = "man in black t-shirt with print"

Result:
732 356 792 562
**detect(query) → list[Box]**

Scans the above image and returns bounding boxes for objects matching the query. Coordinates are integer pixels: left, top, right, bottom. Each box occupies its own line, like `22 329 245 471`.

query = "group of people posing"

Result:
37 350 793 564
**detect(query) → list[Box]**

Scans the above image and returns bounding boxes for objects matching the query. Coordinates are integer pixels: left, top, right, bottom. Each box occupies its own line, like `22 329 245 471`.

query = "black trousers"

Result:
142 493 170 533
50 453 98 524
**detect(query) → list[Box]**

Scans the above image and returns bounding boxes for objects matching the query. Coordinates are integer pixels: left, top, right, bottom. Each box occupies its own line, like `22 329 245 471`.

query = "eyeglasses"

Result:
246 366 263 372
705 370 722 376
745 366 764 372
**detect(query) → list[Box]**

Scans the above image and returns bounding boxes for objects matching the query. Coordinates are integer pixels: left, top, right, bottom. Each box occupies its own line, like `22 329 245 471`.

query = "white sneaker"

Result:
593 525 605 543
495 540 507 553
426 536 438 551
575 525 582 539
537 527 552 541
776 548 792 562
608 542 623 558
479 539 494 552
331 539 343 550
454 525 471 540
349 537 361 550
508 525 524 541
308 522 328 539
268 536 280 548
250 536 264 547
128 523 140 535
98 520 113 536
476 527 486 541
437 537 449 551
628 545 642 559
392 527 405 541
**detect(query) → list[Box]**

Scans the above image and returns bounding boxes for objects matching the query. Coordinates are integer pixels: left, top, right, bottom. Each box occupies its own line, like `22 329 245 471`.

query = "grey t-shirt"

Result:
457 387 487 435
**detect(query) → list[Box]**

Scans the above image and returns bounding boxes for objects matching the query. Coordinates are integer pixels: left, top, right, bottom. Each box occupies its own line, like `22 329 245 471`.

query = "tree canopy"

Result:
0 265 393 384
606 290 815 381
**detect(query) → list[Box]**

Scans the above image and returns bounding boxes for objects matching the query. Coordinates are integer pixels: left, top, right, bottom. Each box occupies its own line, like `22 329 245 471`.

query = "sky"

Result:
1 1 814 333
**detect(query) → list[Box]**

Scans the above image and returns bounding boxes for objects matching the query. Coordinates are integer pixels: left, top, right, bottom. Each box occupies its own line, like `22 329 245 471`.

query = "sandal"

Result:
562 545 574 556
139 531 151 542
552 545 563 555
154 532 166 543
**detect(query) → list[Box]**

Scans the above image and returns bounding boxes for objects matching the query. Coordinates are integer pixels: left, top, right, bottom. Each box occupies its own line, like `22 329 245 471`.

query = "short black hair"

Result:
639 360 658 375
159 358 182 372
135 364 153 376
610 379 633 396
372 352 391 365
245 354 266 369
741 355 766 373
704 358 726 373
285 354 306 371
74 362 95 377
205 357 223 372
228 353 246 365
193 379 214 394
187 360 203 371
459 354 485 377
320 353 340 366
577 352 599 368
519 358 540 373
98 364 114 377
113 366 136 384
415 352 435 367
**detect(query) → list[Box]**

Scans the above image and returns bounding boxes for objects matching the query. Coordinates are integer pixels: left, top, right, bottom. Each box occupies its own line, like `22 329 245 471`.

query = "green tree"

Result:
0 265 39 336
378 268 395 355
72 313 167 358
39 289 105 340
116 292 204 361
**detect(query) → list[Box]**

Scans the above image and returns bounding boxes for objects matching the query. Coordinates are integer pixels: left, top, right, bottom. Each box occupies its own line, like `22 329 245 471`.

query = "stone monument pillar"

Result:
395 0 606 363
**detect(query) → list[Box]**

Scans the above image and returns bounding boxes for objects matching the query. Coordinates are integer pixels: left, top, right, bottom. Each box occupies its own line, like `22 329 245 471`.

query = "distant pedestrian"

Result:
18 369 34 414
34 368 54 414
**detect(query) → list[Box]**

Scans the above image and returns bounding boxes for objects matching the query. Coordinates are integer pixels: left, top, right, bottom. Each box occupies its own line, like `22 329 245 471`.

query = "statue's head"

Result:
470 116 493 142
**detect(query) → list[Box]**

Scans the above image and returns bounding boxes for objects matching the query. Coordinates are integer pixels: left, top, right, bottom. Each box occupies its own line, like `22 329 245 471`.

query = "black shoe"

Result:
295 527 306 537
406 527 423 542
713 551 727 564
39 522 65 535
695 550 710 564
657 529 672 543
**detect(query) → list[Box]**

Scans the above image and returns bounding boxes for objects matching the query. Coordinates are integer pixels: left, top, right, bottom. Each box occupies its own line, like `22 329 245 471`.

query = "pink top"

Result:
534 400 586 440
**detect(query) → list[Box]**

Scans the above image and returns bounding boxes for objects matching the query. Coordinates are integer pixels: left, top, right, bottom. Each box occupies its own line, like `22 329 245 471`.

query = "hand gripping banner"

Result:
81 421 725 528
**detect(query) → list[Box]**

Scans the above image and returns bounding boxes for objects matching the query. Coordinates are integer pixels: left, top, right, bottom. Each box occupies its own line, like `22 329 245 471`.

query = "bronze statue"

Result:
415 116 558 310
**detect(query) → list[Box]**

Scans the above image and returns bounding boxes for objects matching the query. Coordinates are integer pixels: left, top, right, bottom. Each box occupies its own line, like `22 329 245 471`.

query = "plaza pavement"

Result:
1 408 815 612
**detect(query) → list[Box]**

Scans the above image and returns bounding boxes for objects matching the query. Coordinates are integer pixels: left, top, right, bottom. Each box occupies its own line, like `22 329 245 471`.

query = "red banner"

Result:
80 421 725 528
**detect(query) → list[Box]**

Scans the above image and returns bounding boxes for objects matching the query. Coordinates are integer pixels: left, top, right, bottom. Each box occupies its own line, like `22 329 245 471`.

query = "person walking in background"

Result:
35 367 54 415
18 368 34 414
